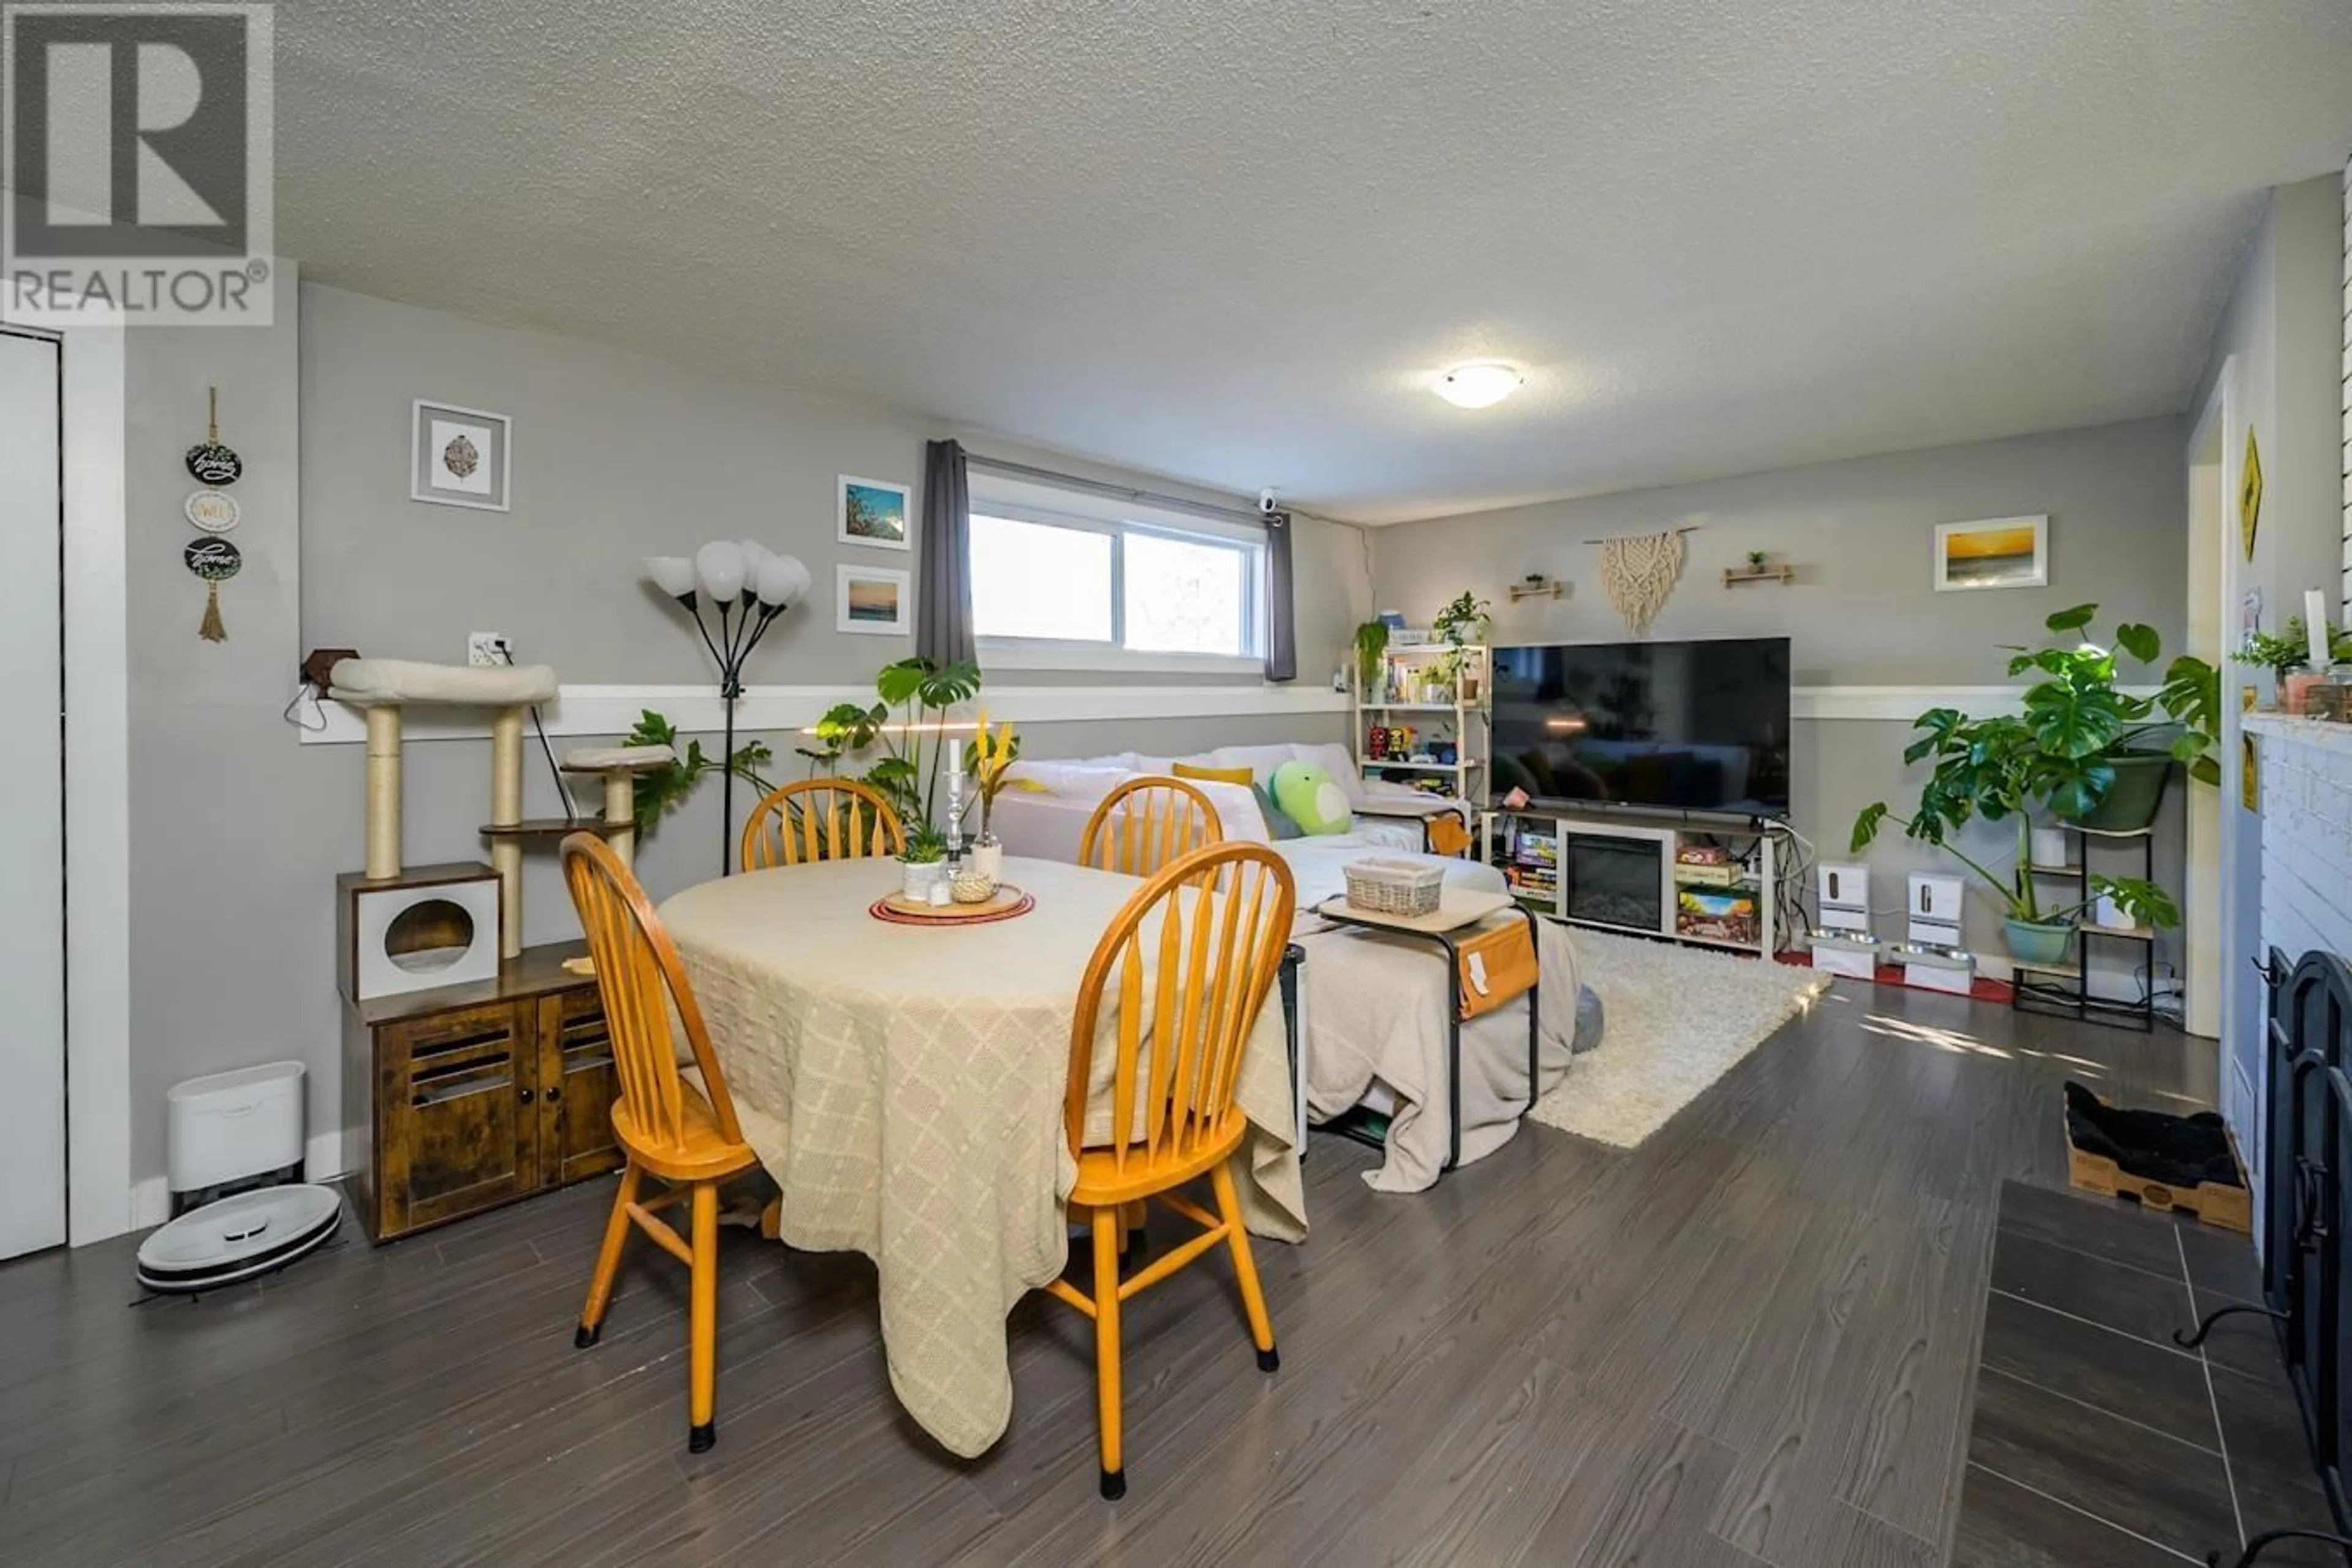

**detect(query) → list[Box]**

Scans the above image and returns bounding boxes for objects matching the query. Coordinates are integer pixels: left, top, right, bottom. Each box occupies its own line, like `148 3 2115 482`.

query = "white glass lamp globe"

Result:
755 551 812 609
644 556 696 599
1433 361 1524 409
694 541 747 603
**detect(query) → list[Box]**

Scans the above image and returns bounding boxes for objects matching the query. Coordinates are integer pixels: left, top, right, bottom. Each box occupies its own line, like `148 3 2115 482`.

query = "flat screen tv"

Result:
1488 637 1792 818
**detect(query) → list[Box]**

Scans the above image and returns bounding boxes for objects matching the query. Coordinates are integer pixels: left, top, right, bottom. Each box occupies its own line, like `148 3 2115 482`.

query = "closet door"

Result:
0 330 66 1259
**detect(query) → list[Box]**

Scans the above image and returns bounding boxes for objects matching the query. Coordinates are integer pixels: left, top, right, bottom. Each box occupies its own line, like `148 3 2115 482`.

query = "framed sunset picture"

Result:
837 565 911 635
1934 515 2047 592
838 475 911 549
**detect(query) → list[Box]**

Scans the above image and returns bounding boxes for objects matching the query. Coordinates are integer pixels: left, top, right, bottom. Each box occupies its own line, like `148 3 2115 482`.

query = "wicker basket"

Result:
1343 857 1446 918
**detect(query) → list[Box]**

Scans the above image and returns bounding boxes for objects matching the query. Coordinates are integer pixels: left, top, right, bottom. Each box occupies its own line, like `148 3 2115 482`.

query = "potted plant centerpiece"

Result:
1853 603 2211 963
962 707 1043 881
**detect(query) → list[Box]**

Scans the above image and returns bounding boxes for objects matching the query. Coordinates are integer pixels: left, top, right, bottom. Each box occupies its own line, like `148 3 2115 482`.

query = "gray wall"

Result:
2188 174 2347 1148
1373 418 2187 680
1372 418 2193 970
125 270 309 1190
300 284 1365 686
115 281 1358 1190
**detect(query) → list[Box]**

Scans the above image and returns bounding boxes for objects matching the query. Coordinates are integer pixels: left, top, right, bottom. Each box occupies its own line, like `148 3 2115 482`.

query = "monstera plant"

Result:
797 655 984 827
1852 603 2212 964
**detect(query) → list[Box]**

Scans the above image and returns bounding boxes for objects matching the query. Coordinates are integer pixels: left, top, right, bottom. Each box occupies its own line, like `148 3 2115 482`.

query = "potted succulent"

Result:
897 826 949 901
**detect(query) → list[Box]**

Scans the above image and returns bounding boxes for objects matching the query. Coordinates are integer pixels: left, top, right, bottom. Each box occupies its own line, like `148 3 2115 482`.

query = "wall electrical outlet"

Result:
467 632 510 667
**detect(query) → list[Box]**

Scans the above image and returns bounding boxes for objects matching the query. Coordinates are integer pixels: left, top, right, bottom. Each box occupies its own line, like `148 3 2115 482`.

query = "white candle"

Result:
2306 589 2331 669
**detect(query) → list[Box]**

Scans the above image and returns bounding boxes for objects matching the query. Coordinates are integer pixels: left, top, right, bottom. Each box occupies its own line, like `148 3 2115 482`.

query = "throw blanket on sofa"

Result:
1275 845 1581 1192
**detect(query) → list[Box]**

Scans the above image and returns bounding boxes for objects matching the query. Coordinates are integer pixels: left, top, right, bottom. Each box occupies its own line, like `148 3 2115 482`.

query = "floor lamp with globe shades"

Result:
643 542 813 873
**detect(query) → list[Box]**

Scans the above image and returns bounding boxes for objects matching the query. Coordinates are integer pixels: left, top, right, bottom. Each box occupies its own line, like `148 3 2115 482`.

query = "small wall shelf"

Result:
1722 565 1796 587
1507 578 1566 603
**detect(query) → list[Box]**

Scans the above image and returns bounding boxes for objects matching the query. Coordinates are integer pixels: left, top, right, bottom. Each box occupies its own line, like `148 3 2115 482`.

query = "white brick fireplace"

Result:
2241 714 2352 1193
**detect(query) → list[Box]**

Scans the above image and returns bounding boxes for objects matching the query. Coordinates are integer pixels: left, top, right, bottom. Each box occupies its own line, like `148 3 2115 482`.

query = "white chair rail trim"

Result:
298 682 2166 743
299 682 1354 744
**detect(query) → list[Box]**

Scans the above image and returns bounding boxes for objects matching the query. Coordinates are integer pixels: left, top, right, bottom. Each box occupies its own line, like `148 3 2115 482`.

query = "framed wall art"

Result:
1933 514 2047 592
837 564 911 635
838 475 910 549
412 400 512 512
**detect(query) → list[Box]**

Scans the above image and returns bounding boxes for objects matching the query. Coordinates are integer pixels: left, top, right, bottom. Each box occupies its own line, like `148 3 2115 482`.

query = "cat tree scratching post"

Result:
488 706 524 957
364 706 402 878
328 658 561 967
558 745 677 869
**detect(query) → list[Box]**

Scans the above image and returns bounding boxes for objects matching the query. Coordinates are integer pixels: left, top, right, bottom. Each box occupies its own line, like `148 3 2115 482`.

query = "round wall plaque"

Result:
185 489 241 533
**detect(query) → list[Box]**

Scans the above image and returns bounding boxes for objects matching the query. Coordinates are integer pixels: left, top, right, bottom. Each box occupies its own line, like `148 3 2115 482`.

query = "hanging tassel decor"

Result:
185 386 243 485
185 537 241 642
1598 528 1688 636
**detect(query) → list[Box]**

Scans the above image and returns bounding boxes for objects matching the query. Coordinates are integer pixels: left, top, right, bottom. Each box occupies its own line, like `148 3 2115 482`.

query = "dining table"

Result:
657 853 1306 1459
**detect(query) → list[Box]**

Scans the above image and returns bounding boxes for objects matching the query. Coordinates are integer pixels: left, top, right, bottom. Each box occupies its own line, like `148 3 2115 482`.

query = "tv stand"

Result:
1481 805 1785 957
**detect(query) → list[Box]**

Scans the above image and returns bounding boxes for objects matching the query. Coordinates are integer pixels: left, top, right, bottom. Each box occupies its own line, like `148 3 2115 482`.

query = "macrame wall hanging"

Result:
1596 527 1690 636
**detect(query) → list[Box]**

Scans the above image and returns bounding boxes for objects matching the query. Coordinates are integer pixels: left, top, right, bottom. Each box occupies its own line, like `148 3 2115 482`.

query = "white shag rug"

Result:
1531 929 1828 1150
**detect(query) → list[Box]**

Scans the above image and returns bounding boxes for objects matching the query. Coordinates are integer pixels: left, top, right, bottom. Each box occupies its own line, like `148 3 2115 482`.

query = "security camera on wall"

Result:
1259 486 1280 515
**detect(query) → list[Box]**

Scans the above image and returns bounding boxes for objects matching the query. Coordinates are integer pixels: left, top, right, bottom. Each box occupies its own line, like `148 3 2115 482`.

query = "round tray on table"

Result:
868 884 1035 927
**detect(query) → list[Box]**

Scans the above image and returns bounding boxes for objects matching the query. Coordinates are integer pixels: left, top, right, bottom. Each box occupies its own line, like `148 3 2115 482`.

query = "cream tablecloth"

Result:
658 854 1306 1458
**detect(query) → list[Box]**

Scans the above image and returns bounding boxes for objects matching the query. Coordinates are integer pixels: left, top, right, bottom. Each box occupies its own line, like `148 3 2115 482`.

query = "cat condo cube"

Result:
328 657 556 1000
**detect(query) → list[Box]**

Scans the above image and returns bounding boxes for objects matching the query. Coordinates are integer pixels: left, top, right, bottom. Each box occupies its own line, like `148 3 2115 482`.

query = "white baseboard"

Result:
127 1129 347 1232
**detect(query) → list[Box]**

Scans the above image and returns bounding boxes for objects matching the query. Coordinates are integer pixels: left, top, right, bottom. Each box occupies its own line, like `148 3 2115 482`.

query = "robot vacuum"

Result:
135 1183 343 1294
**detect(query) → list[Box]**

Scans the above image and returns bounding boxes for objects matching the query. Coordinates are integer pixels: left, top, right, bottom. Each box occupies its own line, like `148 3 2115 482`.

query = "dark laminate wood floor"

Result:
0 981 2245 1566
1956 1180 2335 1566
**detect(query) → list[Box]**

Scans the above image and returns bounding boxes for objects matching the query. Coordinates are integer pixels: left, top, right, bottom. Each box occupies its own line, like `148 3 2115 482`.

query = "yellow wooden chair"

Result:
1078 776 1223 879
560 832 763 1454
739 777 904 871
1048 839 1297 1498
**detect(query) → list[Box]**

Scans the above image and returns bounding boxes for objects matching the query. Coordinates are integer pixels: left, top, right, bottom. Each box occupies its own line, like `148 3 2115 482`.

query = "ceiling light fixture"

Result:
1433 361 1524 409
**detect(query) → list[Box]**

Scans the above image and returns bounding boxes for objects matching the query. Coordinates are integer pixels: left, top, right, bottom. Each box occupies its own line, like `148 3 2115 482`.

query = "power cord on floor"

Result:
497 640 575 824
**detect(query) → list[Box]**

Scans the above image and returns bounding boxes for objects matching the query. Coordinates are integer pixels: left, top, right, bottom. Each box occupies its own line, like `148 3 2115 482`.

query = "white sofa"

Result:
994 741 1468 862
987 739 1575 1194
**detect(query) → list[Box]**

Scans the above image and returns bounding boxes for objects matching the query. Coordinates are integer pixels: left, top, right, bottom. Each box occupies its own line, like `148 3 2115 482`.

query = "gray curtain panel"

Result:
1262 508 1297 682
918 439 976 666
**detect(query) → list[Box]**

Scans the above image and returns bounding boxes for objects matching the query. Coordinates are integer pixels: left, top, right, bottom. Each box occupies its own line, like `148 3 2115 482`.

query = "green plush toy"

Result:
1272 760 1354 836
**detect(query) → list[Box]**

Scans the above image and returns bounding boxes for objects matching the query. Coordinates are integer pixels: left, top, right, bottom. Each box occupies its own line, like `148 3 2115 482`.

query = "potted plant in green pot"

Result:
2010 604 2218 832
1852 751 2181 966
1853 603 2208 964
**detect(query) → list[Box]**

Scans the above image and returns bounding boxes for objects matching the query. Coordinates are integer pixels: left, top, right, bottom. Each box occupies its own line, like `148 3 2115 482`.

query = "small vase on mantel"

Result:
972 832 1005 881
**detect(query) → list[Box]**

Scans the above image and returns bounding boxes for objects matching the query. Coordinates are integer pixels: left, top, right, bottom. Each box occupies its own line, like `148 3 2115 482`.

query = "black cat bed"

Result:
2062 1080 2249 1232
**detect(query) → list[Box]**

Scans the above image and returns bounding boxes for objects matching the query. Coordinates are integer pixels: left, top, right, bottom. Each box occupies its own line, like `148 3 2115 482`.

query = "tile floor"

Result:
1954 1180 2345 1566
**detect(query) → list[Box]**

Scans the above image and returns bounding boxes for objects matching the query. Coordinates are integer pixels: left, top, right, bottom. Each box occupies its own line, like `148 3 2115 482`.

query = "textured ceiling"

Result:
274 1 2352 524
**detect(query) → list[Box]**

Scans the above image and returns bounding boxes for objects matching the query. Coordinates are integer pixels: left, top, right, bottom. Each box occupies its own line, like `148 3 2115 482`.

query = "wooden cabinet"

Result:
344 941 621 1242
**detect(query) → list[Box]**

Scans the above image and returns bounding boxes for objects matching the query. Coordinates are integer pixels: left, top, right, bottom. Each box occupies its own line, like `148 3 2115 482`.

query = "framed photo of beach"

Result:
838 475 911 550
837 565 911 635
1933 515 2047 592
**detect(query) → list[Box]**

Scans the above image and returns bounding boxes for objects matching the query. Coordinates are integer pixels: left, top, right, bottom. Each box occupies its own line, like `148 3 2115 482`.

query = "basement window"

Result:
969 482 1264 673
